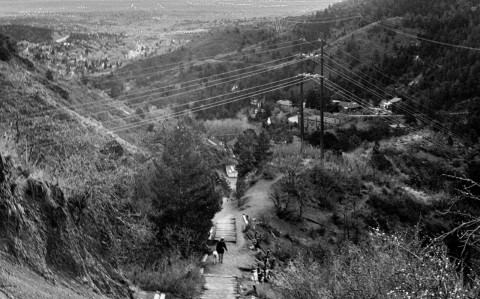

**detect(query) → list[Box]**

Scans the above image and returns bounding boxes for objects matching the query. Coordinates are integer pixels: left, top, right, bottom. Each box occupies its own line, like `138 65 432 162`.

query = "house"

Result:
304 115 340 132
276 100 292 108
380 97 402 110
226 165 238 178
288 115 299 124
336 101 362 111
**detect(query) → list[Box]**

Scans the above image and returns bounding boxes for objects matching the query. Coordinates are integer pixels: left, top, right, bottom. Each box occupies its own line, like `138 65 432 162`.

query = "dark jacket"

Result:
216 240 227 254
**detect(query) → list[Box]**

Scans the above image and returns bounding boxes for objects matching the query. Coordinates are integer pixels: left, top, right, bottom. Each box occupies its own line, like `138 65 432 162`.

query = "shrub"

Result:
274 230 480 299
261 164 276 180
270 186 297 220
331 212 342 225
135 107 146 119
46 69 54 80
0 33 17 62
370 152 393 172
126 252 204 298
367 193 427 226
0 45 12 61
272 239 298 262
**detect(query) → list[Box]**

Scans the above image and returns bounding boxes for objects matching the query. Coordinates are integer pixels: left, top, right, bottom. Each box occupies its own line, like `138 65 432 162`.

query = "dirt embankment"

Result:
0 153 132 299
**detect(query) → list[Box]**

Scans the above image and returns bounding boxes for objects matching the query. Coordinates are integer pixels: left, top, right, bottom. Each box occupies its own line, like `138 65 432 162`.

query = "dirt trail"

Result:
200 176 281 298
240 177 281 220
200 173 253 297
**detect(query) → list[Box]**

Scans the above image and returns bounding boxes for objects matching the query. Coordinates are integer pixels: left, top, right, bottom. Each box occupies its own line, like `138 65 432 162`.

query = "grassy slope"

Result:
0 40 145 166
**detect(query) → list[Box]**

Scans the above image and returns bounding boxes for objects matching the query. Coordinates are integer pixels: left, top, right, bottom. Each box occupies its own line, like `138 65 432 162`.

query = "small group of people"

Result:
205 237 228 264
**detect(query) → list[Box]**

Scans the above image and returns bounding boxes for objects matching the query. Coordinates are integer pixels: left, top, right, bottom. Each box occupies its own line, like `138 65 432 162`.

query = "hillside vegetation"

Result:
2 0 480 298
0 32 228 298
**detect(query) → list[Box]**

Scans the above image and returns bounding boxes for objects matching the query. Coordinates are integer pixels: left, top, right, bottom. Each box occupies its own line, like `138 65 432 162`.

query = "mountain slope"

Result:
0 32 144 299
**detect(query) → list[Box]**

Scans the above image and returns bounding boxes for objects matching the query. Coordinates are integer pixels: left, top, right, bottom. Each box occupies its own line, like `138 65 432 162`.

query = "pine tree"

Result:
254 131 272 168
149 126 222 256
234 129 258 178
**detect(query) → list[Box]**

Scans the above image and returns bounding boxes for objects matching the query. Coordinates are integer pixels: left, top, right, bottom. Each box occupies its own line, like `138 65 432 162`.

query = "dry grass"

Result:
126 253 204 298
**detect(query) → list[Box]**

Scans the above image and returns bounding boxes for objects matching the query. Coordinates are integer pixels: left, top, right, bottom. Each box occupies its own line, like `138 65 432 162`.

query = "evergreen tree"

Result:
234 129 258 178
254 131 272 168
149 125 222 256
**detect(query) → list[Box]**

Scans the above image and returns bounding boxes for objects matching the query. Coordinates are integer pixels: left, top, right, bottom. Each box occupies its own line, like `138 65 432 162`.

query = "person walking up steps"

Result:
216 238 228 263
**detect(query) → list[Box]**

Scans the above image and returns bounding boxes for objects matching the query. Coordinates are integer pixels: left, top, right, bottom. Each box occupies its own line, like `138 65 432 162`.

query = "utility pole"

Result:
300 74 305 153
297 54 307 154
319 37 325 160
298 72 322 149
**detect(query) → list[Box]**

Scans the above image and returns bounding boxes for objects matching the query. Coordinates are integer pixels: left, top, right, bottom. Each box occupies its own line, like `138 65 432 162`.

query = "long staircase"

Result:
200 275 238 299
201 216 238 299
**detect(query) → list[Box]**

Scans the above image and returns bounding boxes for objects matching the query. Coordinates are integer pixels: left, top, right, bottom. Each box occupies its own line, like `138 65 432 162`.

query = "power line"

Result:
323 54 474 146
25 40 317 121
100 76 301 127
318 67 459 156
86 38 303 78
381 20 480 48
311 52 456 149
28 55 302 120
70 59 301 119
111 79 302 133
318 78 458 156
322 46 475 146
24 58 302 128
86 40 311 85
30 77 303 150
300 34 474 147
377 24 480 52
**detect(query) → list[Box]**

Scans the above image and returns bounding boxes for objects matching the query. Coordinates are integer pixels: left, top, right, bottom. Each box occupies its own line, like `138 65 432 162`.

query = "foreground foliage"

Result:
275 229 480 299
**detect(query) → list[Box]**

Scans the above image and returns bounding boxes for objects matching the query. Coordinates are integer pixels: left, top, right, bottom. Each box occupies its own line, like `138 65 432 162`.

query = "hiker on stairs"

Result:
216 238 228 263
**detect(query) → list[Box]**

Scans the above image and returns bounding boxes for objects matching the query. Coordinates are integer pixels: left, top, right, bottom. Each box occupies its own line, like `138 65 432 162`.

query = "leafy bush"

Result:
135 107 145 119
126 252 203 298
46 70 54 80
370 151 393 172
271 238 298 262
366 193 427 227
390 152 457 192
274 230 480 299
261 164 276 180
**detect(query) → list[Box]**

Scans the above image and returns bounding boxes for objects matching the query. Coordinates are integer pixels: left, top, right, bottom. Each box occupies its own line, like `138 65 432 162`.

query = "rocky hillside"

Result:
0 32 146 299
0 153 131 298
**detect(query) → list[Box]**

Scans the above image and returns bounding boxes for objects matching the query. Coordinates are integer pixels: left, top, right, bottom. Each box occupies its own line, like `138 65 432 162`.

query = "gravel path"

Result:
201 192 255 298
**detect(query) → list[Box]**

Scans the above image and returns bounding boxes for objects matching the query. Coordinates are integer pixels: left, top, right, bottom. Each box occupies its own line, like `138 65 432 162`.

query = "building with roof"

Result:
276 99 292 108
304 115 341 132
380 97 402 110
226 165 238 178
335 101 362 111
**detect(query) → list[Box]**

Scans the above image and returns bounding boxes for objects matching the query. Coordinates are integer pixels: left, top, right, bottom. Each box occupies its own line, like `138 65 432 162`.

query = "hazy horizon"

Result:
0 0 341 19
